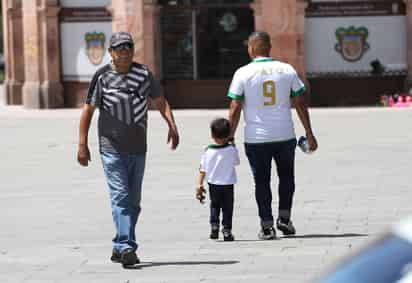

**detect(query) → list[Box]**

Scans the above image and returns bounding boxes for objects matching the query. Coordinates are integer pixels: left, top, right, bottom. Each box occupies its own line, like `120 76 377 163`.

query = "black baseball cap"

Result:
109 32 134 48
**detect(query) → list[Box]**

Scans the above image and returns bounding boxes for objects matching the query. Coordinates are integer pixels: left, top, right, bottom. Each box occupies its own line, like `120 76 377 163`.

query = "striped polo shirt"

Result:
86 62 161 154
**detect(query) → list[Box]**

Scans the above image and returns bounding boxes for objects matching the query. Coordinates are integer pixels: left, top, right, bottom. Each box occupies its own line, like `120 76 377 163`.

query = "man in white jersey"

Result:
228 31 318 240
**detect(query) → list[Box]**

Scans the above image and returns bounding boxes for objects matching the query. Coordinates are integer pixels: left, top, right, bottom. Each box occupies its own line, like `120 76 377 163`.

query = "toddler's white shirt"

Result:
200 144 240 185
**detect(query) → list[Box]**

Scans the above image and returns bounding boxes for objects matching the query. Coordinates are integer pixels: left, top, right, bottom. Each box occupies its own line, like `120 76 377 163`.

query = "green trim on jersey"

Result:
291 86 306 97
252 58 274 63
228 92 244 100
208 143 231 149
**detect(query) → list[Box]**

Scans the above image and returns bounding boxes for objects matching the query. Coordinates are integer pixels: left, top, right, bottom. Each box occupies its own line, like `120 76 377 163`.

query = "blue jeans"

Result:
100 151 146 253
244 139 297 229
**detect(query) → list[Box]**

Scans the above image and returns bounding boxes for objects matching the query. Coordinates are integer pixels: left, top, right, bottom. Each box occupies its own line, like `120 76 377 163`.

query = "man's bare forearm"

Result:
293 96 313 136
79 104 95 145
197 171 206 187
154 96 177 129
228 99 242 138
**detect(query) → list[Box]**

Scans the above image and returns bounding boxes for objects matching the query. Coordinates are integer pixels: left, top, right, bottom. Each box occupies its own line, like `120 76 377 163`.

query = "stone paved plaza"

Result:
0 105 411 283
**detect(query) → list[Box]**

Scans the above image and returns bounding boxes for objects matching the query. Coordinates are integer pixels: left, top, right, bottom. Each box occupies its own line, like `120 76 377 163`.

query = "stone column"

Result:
111 0 145 63
111 0 160 75
21 0 63 109
143 1 161 77
406 0 412 89
296 0 306 77
252 0 309 104
252 0 303 74
38 1 64 108
21 0 42 108
2 0 24 105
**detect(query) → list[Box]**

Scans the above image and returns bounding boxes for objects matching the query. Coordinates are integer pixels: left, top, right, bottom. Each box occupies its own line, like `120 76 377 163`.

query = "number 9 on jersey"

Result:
263 80 276 106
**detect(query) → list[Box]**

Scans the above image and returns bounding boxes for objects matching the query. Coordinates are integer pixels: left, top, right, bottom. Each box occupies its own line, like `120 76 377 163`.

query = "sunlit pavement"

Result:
1 105 411 283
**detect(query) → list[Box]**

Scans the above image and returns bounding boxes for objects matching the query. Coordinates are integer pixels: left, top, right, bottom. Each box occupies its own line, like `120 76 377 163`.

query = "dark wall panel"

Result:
308 76 406 107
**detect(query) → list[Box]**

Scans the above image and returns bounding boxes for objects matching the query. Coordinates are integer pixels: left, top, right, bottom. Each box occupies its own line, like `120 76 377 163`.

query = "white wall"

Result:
60 22 112 81
60 0 111 7
305 16 407 73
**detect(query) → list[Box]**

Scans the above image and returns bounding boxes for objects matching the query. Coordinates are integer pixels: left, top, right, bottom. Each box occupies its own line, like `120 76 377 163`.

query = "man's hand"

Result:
196 185 206 204
151 95 179 150
77 144 91 166
167 126 179 150
78 104 95 166
306 132 318 152
292 95 318 152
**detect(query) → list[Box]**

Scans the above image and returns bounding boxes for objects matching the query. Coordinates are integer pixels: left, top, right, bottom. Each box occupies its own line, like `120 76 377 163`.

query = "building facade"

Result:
2 0 411 108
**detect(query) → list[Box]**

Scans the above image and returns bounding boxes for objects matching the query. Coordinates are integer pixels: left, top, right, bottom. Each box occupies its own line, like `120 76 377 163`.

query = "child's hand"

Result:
196 185 206 204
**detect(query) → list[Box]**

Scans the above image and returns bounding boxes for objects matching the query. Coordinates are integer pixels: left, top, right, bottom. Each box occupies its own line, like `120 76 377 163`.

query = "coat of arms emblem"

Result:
219 12 238 33
85 32 106 66
335 26 370 62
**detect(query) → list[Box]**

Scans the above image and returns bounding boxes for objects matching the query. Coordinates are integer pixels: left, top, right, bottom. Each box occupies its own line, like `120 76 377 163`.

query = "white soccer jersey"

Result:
228 57 306 143
200 144 240 185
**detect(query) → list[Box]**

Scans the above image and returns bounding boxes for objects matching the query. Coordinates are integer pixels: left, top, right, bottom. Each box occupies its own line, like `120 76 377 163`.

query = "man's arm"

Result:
292 95 318 151
228 99 243 140
151 95 179 150
77 104 96 166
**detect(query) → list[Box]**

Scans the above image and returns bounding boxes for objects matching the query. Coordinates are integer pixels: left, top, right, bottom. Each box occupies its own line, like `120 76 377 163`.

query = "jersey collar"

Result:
208 143 231 149
252 57 274 63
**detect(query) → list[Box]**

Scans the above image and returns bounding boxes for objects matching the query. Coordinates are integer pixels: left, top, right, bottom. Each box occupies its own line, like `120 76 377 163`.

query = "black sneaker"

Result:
223 230 235 241
210 229 219 239
258 227 276 240
110 250 121 263
276 218 296 235
120 249 140 266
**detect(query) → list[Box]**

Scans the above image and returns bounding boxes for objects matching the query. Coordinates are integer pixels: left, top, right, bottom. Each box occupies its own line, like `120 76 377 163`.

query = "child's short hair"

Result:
210 118 230 139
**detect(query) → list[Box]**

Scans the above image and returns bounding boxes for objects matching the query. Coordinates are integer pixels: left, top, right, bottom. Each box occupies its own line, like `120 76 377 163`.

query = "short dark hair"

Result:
248 31 271 55
210 118 230 139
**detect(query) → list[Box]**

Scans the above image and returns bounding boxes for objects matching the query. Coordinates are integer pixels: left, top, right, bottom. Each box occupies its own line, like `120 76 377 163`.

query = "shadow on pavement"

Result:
282 233 368 239
124 260 239 270
229 239 279 242
227 233 368 242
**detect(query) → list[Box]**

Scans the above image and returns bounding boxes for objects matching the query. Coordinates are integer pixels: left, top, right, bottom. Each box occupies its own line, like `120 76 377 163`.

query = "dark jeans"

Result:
208 184 234 231
244 138 297 229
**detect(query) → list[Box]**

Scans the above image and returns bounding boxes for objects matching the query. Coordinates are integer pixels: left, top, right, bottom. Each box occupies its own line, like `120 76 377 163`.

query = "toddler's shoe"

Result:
210 228 219 239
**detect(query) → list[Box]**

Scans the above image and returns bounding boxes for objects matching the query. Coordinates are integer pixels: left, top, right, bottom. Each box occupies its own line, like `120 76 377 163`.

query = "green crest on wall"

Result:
85 32 106 66
335 26 370 62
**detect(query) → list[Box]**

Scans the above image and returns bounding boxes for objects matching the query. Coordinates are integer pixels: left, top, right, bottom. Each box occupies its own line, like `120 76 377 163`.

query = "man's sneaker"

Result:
210 229 219 239
258 227 276 240
120 249 140 266
276 218 296 235
110 250 121 263
223 230 235 241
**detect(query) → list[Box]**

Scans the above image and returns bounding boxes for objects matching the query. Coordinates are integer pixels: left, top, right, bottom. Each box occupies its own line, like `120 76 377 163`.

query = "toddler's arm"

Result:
196 171 206 203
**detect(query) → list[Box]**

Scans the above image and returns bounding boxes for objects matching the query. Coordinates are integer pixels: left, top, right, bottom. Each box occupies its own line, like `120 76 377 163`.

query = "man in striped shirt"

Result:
77 32 179 266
